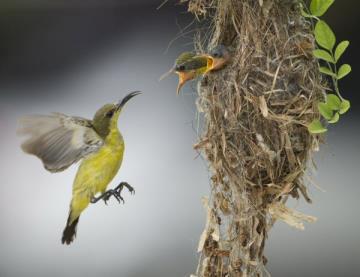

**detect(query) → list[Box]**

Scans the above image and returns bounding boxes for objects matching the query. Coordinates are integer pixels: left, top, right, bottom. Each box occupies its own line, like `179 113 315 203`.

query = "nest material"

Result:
185 0 325 276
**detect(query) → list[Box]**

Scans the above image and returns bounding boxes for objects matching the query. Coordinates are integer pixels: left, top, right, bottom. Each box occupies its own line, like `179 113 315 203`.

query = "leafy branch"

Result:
302 0 351 134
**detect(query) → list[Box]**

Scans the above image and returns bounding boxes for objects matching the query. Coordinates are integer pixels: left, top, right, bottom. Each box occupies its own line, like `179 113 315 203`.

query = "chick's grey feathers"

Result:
17 113 103 173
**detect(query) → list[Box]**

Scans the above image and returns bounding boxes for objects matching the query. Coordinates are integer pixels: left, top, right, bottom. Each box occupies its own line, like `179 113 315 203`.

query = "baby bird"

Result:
161 45 231 94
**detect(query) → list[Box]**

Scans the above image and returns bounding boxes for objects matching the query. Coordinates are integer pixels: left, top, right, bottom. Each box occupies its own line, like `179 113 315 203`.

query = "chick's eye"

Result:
105 110 114 117
176 65 186 71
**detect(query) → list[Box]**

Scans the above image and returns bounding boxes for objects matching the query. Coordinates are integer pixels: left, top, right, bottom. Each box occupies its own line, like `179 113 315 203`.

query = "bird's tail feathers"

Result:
61 212 80 245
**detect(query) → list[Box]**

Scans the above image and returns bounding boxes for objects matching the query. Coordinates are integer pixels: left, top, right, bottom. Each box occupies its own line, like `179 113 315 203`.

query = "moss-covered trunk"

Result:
188 0 323 276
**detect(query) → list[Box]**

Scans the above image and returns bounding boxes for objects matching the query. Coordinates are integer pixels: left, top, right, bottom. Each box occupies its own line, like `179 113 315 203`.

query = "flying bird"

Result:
17 91 141 245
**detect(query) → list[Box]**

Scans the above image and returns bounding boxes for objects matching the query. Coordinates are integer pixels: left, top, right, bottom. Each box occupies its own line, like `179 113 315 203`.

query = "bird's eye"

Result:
213 52 220 58
105 110 114 118
177 65 186 71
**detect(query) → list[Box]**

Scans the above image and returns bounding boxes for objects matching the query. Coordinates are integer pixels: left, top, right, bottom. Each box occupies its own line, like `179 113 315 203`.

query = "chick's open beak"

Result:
211 54 231 71
176 71 197 95
117 91 141 109
207 46 231 71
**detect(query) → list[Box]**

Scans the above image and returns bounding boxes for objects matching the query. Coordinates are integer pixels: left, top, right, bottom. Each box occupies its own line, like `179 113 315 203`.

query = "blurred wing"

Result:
17 113 103 173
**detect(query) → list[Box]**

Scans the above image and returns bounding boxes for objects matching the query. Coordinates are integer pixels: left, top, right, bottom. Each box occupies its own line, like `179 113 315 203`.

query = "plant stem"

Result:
325 56 343 101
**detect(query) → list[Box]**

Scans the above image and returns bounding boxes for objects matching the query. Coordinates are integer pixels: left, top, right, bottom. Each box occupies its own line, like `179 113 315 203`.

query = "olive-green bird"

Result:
160 45 231 94
17 91 141 245
174 52 212 94
160 51 213 94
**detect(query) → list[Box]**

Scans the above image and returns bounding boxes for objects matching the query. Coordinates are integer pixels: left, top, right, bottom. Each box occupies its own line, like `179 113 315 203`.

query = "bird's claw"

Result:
90 182 134 204
102 189 124 204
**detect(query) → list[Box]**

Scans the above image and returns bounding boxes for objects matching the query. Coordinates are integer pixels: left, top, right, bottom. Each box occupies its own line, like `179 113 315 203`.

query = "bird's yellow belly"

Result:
73 140 124 197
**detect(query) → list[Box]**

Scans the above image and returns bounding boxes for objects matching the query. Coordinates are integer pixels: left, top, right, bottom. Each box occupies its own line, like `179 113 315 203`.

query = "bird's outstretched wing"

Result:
17 113 104 173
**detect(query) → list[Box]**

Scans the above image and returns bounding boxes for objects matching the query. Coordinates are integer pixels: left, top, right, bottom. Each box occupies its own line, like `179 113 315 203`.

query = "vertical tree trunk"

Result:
187 0 323 276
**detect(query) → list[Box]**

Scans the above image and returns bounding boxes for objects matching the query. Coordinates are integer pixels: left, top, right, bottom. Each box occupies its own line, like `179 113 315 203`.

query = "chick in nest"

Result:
161 45 231 94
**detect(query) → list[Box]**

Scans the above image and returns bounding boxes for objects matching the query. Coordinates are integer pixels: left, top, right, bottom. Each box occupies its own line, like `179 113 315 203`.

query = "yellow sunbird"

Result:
160 45 231 94
17 91 141 245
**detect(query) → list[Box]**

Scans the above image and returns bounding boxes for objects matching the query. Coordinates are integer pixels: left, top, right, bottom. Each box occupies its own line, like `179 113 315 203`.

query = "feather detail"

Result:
17 113 103 172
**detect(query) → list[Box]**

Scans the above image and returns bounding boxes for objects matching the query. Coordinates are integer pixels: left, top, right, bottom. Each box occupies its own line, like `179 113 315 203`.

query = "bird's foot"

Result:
90 189 124 204
114 182 135 196
90 182 135 205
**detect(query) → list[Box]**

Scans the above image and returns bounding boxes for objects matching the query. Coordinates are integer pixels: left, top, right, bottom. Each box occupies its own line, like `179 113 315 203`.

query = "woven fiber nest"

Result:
184 0 325 276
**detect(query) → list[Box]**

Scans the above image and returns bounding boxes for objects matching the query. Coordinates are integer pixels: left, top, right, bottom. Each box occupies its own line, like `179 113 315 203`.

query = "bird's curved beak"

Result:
117 91 141 110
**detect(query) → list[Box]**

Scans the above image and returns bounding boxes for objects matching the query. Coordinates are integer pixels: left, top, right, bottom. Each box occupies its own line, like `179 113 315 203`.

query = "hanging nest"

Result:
183 0 325 276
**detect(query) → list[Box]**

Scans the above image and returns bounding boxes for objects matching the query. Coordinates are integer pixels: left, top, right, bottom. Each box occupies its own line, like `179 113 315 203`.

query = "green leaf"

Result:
314 20 336 51
337 64 352 79
308 119 327 134
310 0 335 16
313 49 334 63
339 99 350 114
319 66 336 77
328 112 339 123
326 94 341 110
318 102 334 120
335 41 350 62
301 8 313 18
